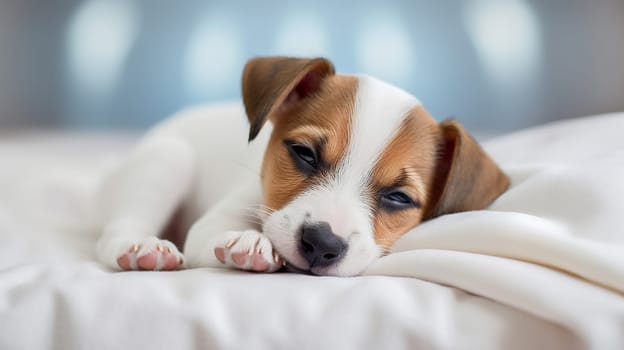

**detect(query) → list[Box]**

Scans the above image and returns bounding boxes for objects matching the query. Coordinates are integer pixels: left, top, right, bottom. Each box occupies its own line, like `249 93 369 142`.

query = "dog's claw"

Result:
225 239 237 249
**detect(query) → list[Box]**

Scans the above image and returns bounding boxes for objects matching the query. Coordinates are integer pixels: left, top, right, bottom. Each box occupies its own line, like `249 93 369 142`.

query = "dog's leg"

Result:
184 184 284 273
96 136 195 271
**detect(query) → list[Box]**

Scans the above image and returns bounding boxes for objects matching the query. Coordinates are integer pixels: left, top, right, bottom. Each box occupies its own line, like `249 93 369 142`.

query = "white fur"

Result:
96 103 270 270
263 75 422 276
96 135 194 269
96 76 422 276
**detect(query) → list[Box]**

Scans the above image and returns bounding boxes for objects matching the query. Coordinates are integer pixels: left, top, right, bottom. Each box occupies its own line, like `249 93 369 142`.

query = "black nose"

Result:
299 222 347 267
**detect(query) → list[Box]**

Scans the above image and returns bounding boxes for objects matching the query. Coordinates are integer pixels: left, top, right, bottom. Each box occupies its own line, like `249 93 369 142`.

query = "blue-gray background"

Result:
1 0 623 132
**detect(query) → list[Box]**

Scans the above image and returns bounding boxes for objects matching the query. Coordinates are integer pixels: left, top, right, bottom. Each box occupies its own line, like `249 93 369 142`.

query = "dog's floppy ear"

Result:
425 120 509 219
242 56 335 141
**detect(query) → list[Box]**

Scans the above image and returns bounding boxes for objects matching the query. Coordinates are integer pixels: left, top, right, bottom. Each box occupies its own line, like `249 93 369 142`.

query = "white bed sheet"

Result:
1 112 623 350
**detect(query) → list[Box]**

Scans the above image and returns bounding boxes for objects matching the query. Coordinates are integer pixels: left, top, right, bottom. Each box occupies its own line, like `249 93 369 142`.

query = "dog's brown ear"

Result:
242 56 335 141
425 120 509 219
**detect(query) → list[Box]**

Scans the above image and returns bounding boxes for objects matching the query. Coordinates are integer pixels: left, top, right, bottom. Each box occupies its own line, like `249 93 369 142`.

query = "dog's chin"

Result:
278 252 372 277
282 261 313 275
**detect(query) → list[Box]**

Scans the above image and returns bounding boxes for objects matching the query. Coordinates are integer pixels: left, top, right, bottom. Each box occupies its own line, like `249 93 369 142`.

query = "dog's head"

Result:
242 56 509 276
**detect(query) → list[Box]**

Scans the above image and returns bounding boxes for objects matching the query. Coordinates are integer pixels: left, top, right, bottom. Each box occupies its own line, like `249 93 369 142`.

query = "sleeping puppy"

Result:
96 56 509 276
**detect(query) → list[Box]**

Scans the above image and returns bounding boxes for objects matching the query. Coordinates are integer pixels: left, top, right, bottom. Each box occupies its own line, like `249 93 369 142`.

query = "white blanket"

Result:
368 113 624 348
1 113 623 349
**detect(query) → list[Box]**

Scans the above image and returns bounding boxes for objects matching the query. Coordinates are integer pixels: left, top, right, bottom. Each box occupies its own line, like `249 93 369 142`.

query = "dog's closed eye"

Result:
285 140 320 176
379 189 421 211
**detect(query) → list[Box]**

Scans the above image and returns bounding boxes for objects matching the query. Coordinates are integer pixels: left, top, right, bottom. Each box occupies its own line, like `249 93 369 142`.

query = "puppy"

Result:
96 56 509 276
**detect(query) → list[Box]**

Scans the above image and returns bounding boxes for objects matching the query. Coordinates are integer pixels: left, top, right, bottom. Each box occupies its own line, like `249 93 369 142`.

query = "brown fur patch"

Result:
369 107 440 249
424 119 510 218
261 75 358 210
242 57 335 141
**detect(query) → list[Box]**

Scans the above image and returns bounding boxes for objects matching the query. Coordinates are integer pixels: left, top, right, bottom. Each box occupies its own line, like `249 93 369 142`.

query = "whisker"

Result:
240 207 275 217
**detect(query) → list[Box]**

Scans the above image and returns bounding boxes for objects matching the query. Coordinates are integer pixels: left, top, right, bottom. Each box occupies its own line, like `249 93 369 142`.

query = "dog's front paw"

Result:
213 230 284 272
114 237 184 271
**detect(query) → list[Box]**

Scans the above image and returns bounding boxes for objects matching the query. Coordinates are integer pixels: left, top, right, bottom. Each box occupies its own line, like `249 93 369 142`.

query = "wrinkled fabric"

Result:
1 112 623 349
367 113 624 349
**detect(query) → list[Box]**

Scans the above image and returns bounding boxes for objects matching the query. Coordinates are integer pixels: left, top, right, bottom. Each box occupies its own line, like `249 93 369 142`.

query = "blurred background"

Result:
0 0 623 133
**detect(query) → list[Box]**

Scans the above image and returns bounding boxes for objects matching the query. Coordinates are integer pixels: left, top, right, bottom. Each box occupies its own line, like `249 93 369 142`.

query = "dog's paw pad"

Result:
251 253 270 271
231 251 249 267
214 247 226 264
116 238 184 271
214 231 283 272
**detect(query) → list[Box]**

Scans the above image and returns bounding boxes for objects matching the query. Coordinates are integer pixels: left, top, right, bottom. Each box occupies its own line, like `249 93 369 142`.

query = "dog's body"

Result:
96 57 509 276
